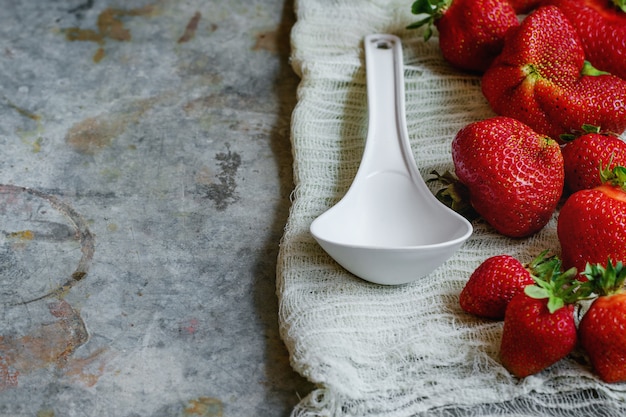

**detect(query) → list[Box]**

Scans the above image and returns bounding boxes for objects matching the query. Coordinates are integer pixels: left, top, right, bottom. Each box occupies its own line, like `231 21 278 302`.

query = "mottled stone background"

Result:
0 0 313 415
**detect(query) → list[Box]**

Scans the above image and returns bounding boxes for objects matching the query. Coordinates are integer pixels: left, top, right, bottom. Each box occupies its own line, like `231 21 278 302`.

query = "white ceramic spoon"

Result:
310 34 473 285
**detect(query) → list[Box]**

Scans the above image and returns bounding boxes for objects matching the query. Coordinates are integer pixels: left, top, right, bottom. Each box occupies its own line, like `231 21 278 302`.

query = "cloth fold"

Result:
278 0 626 415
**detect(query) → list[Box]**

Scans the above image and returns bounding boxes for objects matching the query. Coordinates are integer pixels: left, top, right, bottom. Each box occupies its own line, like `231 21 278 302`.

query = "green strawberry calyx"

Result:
599 165 626 192
407 0 452 40
582 259 626 297
559 124 602 142
524 252 592 313
428 170 479 221
524 250 561 279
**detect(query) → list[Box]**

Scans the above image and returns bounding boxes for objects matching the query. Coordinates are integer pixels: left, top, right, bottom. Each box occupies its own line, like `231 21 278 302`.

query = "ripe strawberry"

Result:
407 0 519 72
451 116 564 238
561 125 626 192
579 260 626 383
482 6 626 140
508 0 543 13
557 166 626 271
460 251 558 319
545 0 626 80
500 265 589 377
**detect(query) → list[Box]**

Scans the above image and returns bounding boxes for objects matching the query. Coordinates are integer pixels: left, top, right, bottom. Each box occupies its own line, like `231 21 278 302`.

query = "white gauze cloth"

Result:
277 0 626 415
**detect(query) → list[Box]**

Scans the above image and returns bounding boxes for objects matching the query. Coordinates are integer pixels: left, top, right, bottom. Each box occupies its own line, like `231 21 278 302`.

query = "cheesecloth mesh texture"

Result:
277 0 626 415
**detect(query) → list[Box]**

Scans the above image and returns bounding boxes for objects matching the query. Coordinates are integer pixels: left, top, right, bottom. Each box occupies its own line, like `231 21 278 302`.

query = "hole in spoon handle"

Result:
374 39 393 50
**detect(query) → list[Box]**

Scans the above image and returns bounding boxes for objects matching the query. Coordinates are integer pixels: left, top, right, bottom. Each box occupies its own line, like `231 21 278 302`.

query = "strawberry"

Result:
407 0 519 73
508 0 543 13
500 265 589 377
451 116 564 238
561 125 626 192
481 6 626 140
460 251 559 319
544 0 626 80
579 260 626 383
557 166 626 271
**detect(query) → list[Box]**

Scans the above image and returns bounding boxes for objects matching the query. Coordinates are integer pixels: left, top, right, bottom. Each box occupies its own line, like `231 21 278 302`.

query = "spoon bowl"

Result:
310 34 472 285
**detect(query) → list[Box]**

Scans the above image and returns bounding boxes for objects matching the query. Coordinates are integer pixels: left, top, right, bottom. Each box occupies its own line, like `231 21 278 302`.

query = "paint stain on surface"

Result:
5 99 41 121
6 229 35 250
66 98 156 154
7 230 35 240
0 186 101 392
253 29 279 53
64 5 154 62
4 96 44 152
196 144 241 211
1 299 110 390
178 12 201 43
180 318 199 335
0 355 18 391
0 300 88 390
63 348 111 387
184 397 223 417
66 116 127 153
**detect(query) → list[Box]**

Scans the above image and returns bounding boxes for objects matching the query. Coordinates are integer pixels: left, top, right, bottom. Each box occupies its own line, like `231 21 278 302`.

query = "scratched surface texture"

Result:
0 0 312 416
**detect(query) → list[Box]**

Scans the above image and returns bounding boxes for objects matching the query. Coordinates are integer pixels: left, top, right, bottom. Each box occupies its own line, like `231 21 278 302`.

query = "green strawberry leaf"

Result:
613 0 626 12
527 250 560 277
581 124 602 134
411 0 437 14
406 16 436 39
407 0 450 40
600 165 626 190
547 296 565 314
525 252 592 313
582 259 626 296
559 125 602 142
428 170 479 221
524 284 565 313
525 284 549 300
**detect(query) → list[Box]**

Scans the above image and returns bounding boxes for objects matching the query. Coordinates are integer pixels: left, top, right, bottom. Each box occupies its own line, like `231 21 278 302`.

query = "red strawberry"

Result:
407 0 519 72
482 6 626 140
460 251 558 319
561 126 626 192
545 0 626 80
557 166 626 271
451 116 564 238
508 0 543 13
579 260 626 383
500 266 588 377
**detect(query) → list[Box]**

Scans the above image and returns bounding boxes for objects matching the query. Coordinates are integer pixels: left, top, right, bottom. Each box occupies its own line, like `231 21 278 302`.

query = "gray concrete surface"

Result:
0 0 314 415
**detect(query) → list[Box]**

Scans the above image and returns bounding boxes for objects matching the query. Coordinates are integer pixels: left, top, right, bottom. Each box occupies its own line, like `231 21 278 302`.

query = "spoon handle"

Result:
359 34 413 176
